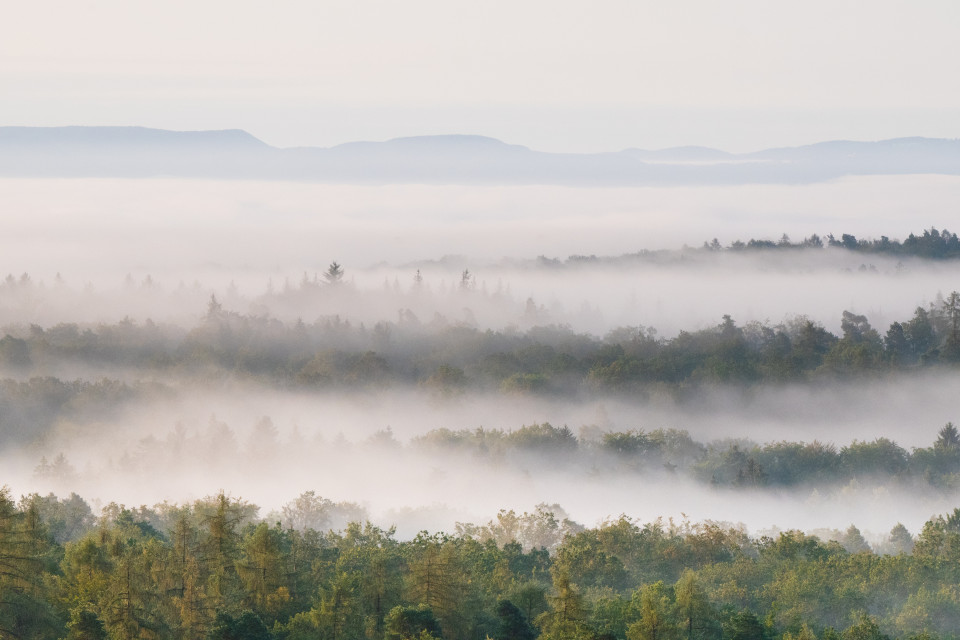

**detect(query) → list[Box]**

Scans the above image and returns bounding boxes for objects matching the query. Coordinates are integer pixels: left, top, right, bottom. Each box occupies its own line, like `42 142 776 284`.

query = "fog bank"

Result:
4 377 959 538
4 174 959 276
3 173 960 539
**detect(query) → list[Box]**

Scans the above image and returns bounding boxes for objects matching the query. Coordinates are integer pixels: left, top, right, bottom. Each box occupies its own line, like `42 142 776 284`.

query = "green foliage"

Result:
726 227 960 260
493 599 537 640
842 612 887 640
723 610 766 640
675 570 719 640
421 364 467 396
840 439 908 478
823 312 884 373
536 570 594 640
8 289 960 430
20 259 960 640
0 487 63 639
385 604 444 640
206 610 272 639
9 489 960 639
505 423 578 456
65 608 107 640
626 581 679 640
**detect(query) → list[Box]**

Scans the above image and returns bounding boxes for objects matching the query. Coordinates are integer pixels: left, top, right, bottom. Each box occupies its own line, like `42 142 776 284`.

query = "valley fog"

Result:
3 173 960 543
3 377 960 540
6 254 960 338
2 225 960 339
3 174 960 273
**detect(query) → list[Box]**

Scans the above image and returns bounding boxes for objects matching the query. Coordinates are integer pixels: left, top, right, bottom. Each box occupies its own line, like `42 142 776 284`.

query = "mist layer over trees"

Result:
4 174 960 639
5 239 960 533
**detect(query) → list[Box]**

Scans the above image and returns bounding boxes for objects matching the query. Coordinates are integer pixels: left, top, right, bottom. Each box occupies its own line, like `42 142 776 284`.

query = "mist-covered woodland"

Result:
4 228 960 638
9 0 960 630
6 170 960 639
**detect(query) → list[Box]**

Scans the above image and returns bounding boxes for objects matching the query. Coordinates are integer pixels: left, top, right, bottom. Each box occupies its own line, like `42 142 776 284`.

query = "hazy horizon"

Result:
5 1 960 152
5 123 958 153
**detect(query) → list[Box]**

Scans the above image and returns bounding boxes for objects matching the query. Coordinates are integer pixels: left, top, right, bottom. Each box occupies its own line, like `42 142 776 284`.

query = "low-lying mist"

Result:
3 173 960 274
4 376 960 540
2 243 959 339
4 173 960 544
3 175 960 339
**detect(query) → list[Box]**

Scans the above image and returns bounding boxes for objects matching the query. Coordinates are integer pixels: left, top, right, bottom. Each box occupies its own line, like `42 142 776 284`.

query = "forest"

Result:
5 230 960 639
7 0 960 631
3 484 960 640
707 227 960 260
2 283 960 403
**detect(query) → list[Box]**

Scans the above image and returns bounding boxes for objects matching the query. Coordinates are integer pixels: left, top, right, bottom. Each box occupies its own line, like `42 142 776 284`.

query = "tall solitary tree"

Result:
940 291 960 361
935 423 960 451
537 570 593 640
324 262 344 285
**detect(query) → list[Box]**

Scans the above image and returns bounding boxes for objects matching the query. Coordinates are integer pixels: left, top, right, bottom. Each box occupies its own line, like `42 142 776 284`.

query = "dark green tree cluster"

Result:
0 376 155 448
413 422 960 491
5 292 960 403
10 487 960 639
52 415 960 505
708 227 960 260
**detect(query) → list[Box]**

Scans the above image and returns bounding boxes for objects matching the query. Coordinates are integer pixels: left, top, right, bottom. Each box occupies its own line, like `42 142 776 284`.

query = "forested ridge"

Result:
3 486 960 640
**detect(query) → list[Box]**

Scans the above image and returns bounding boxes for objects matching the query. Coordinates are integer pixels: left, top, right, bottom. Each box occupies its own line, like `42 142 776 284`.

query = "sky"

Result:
3 0 960 152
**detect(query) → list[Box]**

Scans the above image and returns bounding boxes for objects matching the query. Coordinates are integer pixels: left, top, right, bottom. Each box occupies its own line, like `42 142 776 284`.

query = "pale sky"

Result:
3 0 960 152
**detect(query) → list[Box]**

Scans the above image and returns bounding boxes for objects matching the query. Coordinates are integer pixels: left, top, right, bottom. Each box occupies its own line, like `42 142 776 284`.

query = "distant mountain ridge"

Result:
1 126 958 185
0 125 267 148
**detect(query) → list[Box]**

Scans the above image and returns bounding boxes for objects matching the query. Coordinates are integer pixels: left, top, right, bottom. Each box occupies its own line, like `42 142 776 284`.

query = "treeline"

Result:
4 487 960 639
0 376 164 448
704 226 960 260
4 291 960 395
41 417 960 496
416 421 960 491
